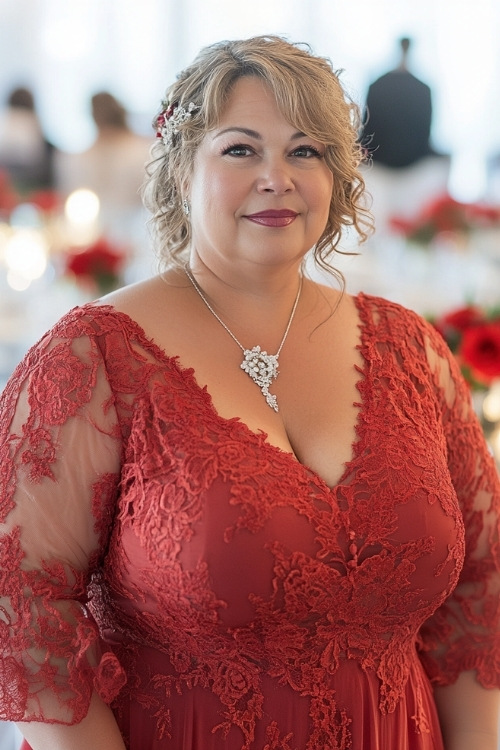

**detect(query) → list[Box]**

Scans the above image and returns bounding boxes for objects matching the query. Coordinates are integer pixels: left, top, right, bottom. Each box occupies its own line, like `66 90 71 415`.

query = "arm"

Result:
418 324 500 745
0 319 127 732
433 671 499 750
17 692 126 750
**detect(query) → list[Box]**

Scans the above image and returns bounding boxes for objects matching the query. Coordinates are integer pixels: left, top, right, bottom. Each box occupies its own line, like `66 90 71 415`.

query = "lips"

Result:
245 210 298 227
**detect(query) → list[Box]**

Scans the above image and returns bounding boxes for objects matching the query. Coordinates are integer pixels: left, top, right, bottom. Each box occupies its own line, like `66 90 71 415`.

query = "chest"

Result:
155 300 365 489
110 364 462 638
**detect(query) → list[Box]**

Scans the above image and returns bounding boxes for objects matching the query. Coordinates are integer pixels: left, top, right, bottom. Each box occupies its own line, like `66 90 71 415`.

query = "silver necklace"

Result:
185 264 302 412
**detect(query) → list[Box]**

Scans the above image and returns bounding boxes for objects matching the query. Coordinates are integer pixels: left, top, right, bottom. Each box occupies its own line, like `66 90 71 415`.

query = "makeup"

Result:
245 209 298 227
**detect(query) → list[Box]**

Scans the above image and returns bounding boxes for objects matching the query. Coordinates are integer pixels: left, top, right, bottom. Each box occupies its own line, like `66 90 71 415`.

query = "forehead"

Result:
215 76 284 126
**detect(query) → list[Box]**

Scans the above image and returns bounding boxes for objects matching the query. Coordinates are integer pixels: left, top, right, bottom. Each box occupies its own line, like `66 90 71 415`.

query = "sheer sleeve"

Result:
0 316 127 724
417 320 500 689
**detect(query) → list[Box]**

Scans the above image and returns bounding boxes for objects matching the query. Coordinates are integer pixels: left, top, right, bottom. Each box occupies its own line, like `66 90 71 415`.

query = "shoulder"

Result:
356 292 449 353
45 299 138 343
100 273 186 336
26 282 168 368
356 291 423 325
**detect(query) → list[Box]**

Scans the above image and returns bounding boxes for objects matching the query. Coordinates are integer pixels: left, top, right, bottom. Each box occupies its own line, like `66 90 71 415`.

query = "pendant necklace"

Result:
184 264 302 412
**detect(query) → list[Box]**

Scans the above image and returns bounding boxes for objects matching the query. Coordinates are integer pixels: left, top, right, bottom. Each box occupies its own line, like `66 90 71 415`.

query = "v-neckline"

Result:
90 293 373 492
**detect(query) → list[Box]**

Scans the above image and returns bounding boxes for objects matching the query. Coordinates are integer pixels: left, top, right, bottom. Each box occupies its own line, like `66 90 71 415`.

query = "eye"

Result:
221 143 254 157
291 144 323 158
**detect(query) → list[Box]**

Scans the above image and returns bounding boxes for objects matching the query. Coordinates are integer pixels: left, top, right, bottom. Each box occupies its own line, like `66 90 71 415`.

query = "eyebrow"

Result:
214 126 307 141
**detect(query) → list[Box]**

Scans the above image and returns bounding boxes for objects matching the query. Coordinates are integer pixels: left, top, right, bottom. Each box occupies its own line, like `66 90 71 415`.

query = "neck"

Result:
188 253 304 304
185 255 305 356
184 259 304 413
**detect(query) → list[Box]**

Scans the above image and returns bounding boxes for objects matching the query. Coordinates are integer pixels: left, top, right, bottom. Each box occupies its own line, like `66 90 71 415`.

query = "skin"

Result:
17 75 499 750
187 76 334 280
17 692 127 750
434 672 499 750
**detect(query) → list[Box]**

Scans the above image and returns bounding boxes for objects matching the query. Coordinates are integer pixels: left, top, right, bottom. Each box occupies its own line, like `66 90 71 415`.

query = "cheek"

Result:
322 169 335 201
310 173 333 216
195 171 241 213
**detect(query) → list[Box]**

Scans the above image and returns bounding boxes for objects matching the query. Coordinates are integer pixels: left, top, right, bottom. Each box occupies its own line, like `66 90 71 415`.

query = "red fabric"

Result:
1 294 499 750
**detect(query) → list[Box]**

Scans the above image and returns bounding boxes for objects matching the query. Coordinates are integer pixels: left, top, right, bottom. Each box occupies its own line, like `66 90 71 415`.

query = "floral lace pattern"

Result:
0 294 499 749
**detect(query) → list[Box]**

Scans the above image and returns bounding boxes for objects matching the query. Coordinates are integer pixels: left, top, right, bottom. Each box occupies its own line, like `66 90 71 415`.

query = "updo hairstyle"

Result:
142 35 372 270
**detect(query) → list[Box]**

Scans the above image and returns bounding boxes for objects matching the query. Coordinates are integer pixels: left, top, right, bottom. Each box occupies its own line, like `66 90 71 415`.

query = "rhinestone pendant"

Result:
240 346 280 412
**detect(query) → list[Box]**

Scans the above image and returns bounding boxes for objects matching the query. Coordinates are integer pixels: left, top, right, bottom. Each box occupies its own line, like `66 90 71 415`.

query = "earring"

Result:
182 199 190 217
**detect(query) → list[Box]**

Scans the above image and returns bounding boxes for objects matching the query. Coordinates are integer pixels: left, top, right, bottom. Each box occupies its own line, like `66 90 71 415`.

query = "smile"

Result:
245 210 298 228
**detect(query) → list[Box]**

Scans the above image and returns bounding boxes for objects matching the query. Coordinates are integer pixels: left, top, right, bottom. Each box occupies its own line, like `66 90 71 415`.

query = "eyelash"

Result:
221 143 323 159
292 144 323 158
221 143 252 157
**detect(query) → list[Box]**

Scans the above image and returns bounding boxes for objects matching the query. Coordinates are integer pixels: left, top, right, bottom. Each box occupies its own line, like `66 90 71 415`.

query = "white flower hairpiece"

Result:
156 101 198 149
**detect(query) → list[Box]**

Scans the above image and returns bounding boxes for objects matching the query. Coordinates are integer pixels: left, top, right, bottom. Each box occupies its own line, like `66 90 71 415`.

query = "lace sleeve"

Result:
417 322 500 689
0 321 126 724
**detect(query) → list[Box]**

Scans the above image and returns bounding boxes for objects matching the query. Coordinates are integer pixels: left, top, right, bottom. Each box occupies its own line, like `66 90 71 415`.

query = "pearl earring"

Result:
182 199 190 216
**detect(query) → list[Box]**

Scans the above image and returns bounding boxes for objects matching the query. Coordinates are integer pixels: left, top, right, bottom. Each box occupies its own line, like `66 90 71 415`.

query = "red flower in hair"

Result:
155 103 176 138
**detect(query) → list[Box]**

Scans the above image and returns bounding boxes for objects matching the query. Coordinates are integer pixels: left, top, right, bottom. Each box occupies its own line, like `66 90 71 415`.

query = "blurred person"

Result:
362 36 438 169
0 35 498 750
0 86 55 192
360 37 450 238
56 91 151 238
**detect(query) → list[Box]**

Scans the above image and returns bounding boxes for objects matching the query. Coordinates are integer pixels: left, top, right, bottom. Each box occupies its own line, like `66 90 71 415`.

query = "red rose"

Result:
459 321 500 382
421 195 468 233
66 237 126 293
431 306 486 354
441 306 485 332
67 238 124 277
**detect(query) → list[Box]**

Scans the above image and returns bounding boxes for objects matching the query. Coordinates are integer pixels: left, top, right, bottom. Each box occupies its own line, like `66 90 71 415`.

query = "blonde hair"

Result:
143 35 373 272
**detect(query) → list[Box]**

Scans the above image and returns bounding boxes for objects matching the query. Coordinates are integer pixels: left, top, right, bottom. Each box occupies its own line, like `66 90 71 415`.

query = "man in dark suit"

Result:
362 37 438 168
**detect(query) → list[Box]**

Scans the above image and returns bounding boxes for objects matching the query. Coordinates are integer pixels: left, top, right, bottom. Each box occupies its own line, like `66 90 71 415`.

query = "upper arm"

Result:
418 323 500 689
0 326 126 723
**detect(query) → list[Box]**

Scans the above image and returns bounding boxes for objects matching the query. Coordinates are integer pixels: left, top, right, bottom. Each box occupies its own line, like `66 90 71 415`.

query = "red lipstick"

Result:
245 209 298 227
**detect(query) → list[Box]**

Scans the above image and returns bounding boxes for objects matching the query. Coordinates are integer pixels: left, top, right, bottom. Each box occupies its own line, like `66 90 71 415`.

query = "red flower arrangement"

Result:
0 169 62 217
65 237 126 295
28 189 62 214
0 170 19 214
431 305 500 389
390 194 500 246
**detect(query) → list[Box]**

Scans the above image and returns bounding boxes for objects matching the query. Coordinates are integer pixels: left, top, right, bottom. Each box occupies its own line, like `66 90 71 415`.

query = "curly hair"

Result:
142 35 373 272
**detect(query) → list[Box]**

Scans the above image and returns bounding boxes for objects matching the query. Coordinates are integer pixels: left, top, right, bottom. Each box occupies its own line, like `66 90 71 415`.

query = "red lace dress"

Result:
0 293 499 750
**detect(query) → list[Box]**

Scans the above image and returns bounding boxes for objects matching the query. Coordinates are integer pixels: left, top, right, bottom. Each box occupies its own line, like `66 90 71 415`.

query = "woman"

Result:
55 91 151 242
0 36 499 750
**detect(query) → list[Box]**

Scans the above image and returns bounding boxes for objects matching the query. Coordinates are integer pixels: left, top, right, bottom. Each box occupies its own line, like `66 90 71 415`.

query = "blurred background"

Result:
1 4 500 421
2 0 500 196
1 0 500 398
1 2 500 746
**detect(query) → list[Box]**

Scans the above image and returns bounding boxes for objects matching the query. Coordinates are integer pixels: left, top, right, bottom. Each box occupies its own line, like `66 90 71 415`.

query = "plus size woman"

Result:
0 36 499 750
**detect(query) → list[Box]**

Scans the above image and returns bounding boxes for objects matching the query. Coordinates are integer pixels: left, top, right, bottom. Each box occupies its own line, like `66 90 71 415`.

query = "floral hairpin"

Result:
156 101 198 149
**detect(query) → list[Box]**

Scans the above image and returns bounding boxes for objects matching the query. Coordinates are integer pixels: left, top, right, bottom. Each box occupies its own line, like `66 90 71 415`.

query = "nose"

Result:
256 159 295 194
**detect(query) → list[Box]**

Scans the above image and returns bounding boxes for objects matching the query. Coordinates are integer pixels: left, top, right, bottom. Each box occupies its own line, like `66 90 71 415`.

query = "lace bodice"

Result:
0 293 499 749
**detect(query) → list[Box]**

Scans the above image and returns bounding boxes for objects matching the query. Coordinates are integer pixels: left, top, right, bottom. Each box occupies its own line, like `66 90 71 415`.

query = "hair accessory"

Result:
156 101 198 149
182 199 190 216
184 264 302 412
